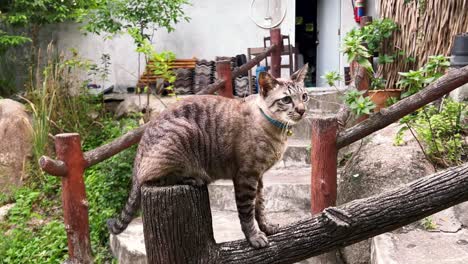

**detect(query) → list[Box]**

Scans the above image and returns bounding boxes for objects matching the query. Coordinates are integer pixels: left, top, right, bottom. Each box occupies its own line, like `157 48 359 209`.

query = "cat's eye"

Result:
302 93 309 102
281 96 292 104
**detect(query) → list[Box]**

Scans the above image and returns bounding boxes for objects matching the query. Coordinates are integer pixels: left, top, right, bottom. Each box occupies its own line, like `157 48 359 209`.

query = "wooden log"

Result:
215 163 468 263
216 60 234 98
140 164 468 263
270 28 282 78
83 124 147 168
54 133 92 264
39 156 67 176
337 65 468 149
310 116 338 214
141 184 217 263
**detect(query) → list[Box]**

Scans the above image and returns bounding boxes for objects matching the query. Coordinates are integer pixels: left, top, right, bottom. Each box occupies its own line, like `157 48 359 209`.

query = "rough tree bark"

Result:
141 184 217 263
216 60 234 98
142 163 468 264
310 116 338 214
83 124 147 168
337 65 468 149
54 133 93 264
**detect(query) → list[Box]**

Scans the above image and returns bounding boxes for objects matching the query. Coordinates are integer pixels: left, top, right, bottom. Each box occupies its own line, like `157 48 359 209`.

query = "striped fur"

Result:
108 64 309 248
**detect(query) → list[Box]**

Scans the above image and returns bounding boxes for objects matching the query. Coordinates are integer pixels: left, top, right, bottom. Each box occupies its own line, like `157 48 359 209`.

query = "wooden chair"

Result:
247 35 298 93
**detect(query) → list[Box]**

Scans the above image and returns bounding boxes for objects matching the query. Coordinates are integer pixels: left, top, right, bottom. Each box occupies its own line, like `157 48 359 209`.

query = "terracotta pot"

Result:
368 89 402 112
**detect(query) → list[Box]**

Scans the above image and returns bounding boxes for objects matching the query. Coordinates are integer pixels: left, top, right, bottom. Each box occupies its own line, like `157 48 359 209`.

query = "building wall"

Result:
37 0 377 90
40 0 295 90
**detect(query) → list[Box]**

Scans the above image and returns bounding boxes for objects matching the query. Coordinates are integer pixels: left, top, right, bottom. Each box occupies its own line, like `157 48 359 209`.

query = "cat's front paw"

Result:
247 232 269 248
260 222 280 236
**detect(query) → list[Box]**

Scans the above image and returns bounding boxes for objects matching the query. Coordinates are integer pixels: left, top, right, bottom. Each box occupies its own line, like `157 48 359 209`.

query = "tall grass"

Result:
22 43 102 181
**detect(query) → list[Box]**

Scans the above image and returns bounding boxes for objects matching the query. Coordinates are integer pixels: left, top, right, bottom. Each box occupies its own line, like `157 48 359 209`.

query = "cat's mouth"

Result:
288 113 304 122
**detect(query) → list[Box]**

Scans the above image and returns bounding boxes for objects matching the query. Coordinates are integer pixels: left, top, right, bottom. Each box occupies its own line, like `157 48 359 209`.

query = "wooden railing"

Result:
39 39 468 263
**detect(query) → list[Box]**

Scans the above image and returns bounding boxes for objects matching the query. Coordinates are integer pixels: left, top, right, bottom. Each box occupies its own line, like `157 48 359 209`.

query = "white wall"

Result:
40 0 296 90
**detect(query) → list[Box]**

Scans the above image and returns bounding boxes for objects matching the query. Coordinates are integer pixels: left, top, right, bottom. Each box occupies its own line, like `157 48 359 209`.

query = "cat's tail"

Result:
107 180 141 235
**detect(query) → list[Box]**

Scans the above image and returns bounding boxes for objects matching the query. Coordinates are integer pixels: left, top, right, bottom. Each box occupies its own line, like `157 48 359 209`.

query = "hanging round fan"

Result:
249 0 288 29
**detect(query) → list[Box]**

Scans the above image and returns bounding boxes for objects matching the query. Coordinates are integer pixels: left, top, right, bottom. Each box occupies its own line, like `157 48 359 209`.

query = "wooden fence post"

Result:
54 133 93 264
216 60 234 98
142 184 217 263
311 116 338 214
270 28 282 78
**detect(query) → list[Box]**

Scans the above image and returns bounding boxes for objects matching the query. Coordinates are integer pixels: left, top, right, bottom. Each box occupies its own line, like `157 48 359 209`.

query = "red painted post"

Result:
310 116 338 214
216 60 234 98
55 133 93 264
270 28 282 78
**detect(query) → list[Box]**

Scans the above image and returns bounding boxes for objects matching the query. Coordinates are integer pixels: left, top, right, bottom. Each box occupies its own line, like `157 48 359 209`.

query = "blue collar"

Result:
259 108 291 130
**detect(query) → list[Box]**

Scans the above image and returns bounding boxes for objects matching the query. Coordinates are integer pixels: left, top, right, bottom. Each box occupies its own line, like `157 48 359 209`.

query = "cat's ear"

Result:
258 71 278 97
291 63 309 83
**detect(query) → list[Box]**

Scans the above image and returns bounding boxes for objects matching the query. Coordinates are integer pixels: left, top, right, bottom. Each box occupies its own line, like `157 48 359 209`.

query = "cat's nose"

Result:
295 107 305 116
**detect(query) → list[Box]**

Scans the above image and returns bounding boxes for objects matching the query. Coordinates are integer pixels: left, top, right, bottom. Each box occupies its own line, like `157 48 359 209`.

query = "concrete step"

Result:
371 207 468 264
110 210 337 264
208 165 311 212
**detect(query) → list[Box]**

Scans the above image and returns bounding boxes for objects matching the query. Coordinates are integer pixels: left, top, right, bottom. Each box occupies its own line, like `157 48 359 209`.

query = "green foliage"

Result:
359 19 398 55
421 216 437 230
398 55 450 97
84 118 138 262
385 96 399 107
0 118 139 263
23 47 102 177
377 54 394 65
397 99 467 167
0 0 96 27
0 177 68 264
128 28 177 96
88 53 111 86
321 71 342 87
370 77 386 90
83 0 190 41
342 33 373 72
343 18 397 71
0 29 30 55
344 89 375 117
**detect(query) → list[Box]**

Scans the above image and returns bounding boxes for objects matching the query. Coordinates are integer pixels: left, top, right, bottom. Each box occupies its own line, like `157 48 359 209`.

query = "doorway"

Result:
295 0 318 86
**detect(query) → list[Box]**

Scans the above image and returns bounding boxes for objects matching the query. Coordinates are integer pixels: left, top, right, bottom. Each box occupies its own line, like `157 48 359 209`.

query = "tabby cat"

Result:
107 64 309 248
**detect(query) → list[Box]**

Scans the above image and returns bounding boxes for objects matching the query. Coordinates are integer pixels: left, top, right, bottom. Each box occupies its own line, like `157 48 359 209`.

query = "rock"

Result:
0 99 33 194
337 123 435 264
453 201 468 227
0 203 15 222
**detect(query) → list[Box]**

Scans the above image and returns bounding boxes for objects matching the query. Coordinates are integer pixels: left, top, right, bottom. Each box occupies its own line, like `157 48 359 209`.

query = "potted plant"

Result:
368 77 402 112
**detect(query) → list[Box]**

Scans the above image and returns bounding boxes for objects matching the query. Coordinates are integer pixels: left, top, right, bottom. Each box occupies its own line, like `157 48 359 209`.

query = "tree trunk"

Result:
141 184 218 264
142 163 468 264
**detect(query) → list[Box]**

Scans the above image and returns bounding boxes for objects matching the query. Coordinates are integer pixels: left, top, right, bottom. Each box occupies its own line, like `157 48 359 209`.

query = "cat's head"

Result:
257 64 309 126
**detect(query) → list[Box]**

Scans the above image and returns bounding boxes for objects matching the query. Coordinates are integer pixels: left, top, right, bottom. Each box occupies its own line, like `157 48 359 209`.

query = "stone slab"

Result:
372 228 468 264
208 166 311 212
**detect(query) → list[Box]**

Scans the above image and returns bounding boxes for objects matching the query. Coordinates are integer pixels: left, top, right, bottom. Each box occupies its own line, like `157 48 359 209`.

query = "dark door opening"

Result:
295 0 318 86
